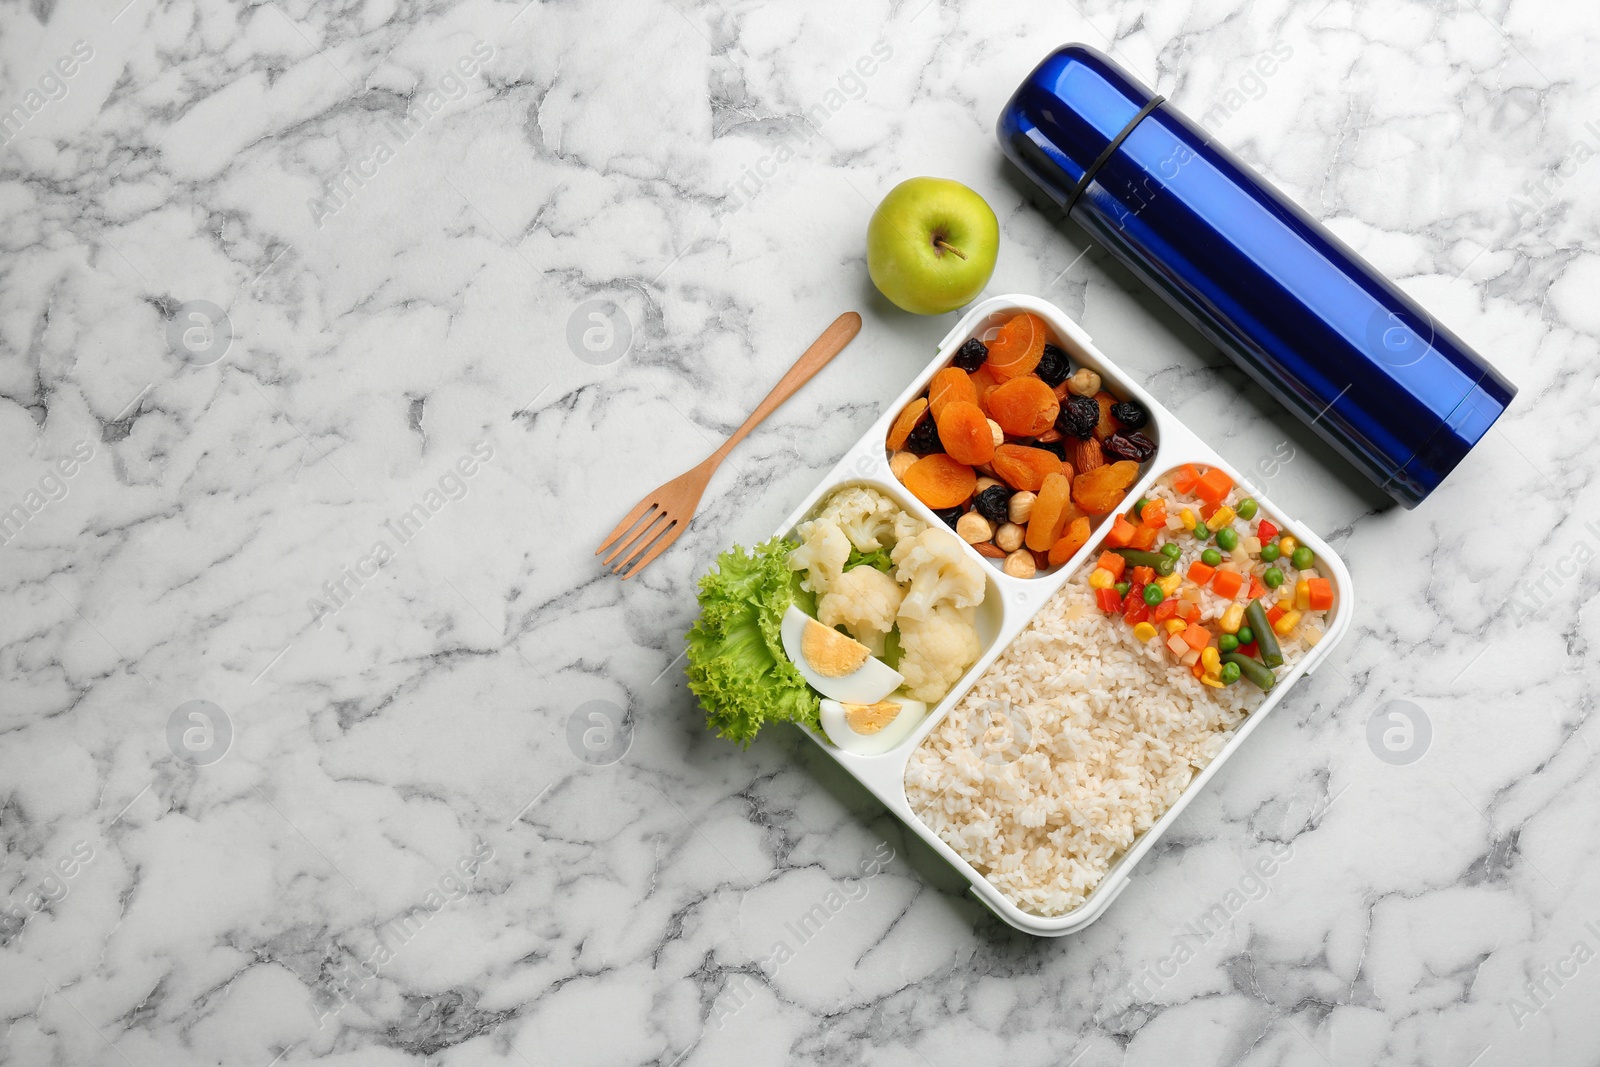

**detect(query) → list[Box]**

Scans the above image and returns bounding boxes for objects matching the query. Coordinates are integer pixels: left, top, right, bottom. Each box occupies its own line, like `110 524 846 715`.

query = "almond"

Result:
1073 437 1105 473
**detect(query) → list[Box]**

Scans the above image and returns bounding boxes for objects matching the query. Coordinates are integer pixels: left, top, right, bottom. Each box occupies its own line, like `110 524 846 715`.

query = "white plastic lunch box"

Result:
774 294 1354 937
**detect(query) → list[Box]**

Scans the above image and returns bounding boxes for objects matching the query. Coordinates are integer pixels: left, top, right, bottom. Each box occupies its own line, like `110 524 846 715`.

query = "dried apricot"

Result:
887 397 928 451
1092 390 1118 440
903 454 976 510
928 368 978 420
1048 516 1092 566
936 401 995 465
984 376 1060 437
968 364 1002 408
1026 472 1072 552
1071 459 1140 513
984 313 1047 380
991 444 1064 492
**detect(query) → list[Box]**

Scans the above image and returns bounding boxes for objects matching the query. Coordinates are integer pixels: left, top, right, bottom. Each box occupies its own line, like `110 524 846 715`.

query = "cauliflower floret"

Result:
788 517 850 594
818 486 924 552
891 528 986 621
896 602 981 702
816 565 904 655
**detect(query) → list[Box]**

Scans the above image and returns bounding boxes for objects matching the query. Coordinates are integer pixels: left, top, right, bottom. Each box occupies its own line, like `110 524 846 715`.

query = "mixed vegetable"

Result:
886 312 1157 579
1084 463 1334 690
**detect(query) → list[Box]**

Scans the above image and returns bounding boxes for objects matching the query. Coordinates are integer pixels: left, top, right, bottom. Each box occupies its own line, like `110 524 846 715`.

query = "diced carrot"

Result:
1152 600 1178 622
1247 575 1267 600
1172 464 1201 494
1211 570 1244 599
1140 499 1166 527
1195 467 1234 505
1182 624 1212 651
1256 519 1278 542
1199 501 1219 520
1266 605 1285 626
1191 660 1206 678
1307 577 1334 611
1098 550 1127 580
1187 562 1216 585
1129 526 1158 550
1106 514 1136 548
1131 566 1156 586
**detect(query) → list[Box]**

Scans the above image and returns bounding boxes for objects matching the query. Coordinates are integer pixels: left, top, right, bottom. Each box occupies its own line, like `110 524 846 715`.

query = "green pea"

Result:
1143 583 1165 607
1291 546 1315 571
1201 548 1222 567
1133 498 1150 518
1215 527 1239 551
1259 542 1280 562
1192 521 1210 541
1263 567 1284 588
1235 626 1254 645
1218 633 1239 653
1161 542 1183 560
1237 498 1258 520
1220 661 1242 684
1115 582 1131 597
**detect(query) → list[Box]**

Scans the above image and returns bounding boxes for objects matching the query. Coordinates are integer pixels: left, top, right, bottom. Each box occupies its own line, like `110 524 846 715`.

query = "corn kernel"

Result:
1200 675 1226 688
1211 506 1236 528
1279 535 1298 557
1201 647 1221 672
1295 579 1311 611
1273 609 1302 636
1164 619 1188 634
1180 508 1196 530
1220 603 1245 634
1157 572 1182 596
1132 621 1158 642
1089 568 1114 589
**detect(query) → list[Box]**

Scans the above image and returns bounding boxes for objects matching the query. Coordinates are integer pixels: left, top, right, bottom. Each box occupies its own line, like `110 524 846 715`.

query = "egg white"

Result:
819 696 928 756
780 604 903 704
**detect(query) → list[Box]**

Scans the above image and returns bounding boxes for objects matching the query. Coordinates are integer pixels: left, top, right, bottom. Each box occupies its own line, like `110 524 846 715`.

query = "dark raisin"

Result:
933 506 965 529
1110 400 1148 430
951 338 988 372
1035 343 1071 386
1055 394 1101 439
904 415 943 455
1034 438 1069 461
1103 430 1156 462
973 485 1012 525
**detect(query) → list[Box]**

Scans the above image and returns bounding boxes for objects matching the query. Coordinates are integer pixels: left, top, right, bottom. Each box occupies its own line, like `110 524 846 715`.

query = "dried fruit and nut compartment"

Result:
883 308 1159 578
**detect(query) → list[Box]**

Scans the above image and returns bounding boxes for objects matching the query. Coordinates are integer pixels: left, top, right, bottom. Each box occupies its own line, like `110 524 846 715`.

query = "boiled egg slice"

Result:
819 695 928 756
780 604 902 704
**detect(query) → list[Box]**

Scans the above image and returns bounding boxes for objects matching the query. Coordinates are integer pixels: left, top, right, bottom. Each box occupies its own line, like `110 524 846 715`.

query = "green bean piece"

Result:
1221 653 1270 689
1112 548 1176 576
1244 599 1283 667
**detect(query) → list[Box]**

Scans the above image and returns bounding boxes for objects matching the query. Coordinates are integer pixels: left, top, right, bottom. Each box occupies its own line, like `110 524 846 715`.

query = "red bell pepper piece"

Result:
1125 602 1151 624
1256 519 1278 542
1096 587 1123 613
1238 641 1259 658
1152 600 1178 622
1266 605 1285 627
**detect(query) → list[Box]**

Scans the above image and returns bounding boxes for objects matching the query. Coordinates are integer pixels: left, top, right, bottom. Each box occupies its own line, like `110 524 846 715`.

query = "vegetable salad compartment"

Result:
693 295 1352 937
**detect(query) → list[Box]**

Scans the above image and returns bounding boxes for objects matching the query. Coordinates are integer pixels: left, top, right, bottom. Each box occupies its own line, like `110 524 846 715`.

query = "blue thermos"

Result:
998 45 1515 508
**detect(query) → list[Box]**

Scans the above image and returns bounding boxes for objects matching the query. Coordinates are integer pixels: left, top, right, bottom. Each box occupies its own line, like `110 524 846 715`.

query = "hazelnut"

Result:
1003 549 1037 579
1067 368 1102 397
1008 491 1036 525
995 522 1025 553
988 418 1005 447
890 451 917 479
956 511 993 544
975 476 1003 493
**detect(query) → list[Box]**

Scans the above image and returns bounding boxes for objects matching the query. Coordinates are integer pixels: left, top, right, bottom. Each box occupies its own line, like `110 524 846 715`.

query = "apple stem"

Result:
933 235 968 261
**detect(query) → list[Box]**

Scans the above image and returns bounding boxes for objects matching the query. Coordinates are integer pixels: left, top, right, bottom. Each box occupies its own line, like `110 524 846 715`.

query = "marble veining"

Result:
1 0 1598 1064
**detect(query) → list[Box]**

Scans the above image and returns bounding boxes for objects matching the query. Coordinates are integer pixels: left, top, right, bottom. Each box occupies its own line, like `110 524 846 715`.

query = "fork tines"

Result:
596 502 682 579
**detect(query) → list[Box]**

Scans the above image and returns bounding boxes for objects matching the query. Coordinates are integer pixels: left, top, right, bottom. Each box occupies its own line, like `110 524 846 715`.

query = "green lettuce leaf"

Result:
685 537 819 746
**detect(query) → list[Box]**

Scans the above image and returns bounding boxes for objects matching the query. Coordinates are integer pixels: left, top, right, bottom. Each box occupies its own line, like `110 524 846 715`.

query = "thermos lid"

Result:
999 45 1516 507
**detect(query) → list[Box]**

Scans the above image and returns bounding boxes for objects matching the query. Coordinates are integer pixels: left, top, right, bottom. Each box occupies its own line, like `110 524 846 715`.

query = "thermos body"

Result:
998 45 1515 508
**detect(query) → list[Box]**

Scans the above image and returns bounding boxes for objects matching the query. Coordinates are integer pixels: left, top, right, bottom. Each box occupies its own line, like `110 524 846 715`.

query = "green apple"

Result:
867 177 999 315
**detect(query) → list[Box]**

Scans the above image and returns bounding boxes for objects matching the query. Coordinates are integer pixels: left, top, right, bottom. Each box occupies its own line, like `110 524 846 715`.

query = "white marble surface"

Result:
1 0 1597 1064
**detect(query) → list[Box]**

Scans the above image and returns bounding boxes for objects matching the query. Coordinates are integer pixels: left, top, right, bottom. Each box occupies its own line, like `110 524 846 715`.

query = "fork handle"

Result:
709 311 862 465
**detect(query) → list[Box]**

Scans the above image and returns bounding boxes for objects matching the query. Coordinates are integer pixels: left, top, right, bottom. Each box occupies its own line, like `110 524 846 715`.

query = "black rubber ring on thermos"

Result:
1062 95 1166 215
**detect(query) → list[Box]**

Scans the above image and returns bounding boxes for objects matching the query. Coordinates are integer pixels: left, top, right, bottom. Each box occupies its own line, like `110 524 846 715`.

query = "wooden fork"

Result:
596 311 863 579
